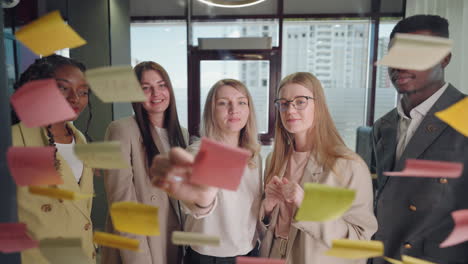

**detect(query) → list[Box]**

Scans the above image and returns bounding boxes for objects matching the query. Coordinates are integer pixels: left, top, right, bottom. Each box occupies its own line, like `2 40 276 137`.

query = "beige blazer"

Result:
260 150 378 264
12 122 96 264
101 116 189 264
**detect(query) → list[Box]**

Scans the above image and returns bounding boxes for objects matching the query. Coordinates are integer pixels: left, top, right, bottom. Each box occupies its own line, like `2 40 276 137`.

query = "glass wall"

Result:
131 21 188 127
282 20 370 150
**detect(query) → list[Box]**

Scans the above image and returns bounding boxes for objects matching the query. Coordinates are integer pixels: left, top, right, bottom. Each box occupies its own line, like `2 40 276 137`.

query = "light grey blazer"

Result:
100 116 189 264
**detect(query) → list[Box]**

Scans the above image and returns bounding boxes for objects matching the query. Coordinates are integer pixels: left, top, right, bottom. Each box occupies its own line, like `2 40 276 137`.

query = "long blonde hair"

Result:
201 79 260 168
265 72 351 184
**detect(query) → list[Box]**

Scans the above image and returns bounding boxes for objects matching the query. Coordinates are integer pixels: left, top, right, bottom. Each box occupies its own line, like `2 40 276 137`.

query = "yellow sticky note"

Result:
28 186 94 200
15 11 86 56
39 238 92 264
93 231 139 252
376 33 452 71
384 257 403 264
435 97 468 137
110 201 160 236
295 183 356 222
402 255 437 264
86 66 147 103
171 231 220 246
325 239 384 259
74 141 129 169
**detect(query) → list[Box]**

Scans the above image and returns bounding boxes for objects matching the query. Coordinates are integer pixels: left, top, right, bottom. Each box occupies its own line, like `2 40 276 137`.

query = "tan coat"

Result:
101 116 189 264
12 122 96 264
260 150 378 264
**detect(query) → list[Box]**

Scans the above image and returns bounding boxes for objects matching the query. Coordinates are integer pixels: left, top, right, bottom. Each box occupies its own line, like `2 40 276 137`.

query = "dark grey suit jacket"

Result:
372 84 468 264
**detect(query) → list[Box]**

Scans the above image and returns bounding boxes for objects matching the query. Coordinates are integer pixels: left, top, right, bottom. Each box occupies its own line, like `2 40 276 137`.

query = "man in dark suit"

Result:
372 15 468 264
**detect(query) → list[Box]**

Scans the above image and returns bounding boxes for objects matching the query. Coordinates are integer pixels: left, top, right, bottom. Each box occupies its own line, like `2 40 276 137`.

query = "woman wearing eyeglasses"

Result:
259 72 377 264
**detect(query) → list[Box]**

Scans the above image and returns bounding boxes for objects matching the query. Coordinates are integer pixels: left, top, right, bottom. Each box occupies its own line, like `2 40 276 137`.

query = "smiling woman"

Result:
101 61 189 264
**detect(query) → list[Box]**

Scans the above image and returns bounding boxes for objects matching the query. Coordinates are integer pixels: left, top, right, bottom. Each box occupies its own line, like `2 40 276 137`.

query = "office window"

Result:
130 21 188 128
282 20 370 150
374 21 399 120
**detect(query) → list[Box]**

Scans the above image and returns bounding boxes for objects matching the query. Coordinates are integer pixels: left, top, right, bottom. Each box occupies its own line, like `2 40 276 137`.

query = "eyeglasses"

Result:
274 96 314 112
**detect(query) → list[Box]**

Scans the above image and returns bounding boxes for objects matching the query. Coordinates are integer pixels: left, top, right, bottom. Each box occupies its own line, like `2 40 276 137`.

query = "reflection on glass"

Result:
282 20 370 150
130 21 188 127
193 20 279 47
374 21 399 121
201 60 270 133
4 38 16 96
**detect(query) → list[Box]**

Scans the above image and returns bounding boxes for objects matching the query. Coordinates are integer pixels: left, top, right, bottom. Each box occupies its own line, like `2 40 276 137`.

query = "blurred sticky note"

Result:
376 33 452 71
295 183 356 222
402 255 437 264
74 141 129 169
325 239 383 259
7 146 63 186
86 66 146 103
10 79 77 128
190 137 251 190
171 231 220 246
435 97 468 137
384 159 463 178
0 223 39 253
384 257 403 264
440 209 468 247
110 201 159 236
29 186 93 200
236 256 285 264
15 11 86 56
93 231 139 251
39 238 92 264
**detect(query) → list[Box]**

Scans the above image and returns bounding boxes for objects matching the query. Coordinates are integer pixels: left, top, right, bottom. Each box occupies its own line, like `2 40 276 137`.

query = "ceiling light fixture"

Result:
197 0 267 8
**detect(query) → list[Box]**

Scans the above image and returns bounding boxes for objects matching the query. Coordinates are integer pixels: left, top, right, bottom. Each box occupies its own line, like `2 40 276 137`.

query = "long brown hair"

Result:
265 72 351 184
201 79 260 168
132 61 187 165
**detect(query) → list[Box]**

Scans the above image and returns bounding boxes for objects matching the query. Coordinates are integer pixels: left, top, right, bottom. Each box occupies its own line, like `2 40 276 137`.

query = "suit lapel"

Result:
395 85 464 170
375 110 398 191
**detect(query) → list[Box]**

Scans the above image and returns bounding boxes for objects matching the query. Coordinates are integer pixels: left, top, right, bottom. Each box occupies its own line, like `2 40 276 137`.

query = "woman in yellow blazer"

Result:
11 55 95 264
101 61 189 264
259 72 378 264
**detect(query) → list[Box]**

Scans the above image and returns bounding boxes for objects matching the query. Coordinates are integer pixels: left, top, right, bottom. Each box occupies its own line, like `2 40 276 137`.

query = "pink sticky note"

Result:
7 146 63 186
440 209 468 248
236 256 285 264
0 223 39 253
190 137 251 191
383 159 463 178
10 78 77 127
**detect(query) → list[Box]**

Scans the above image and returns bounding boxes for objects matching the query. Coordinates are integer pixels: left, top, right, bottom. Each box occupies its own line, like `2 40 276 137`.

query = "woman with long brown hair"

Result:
150 79 263 264
101 61 188 264
259 72 377 263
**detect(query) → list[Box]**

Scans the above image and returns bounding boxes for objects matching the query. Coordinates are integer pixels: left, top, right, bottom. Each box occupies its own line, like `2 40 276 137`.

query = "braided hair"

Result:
12 54 92 170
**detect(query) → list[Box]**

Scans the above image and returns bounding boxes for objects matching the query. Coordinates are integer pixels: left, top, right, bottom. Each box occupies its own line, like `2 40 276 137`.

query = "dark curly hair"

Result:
12 54 93 170
390 14 449 40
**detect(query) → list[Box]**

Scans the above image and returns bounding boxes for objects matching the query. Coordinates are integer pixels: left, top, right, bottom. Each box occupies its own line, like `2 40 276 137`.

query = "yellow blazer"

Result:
12 122 96 264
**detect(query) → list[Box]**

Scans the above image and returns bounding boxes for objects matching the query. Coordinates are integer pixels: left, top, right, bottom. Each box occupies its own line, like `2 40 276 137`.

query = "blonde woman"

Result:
102 61 189 264
151 79 262 264
259 72 377 263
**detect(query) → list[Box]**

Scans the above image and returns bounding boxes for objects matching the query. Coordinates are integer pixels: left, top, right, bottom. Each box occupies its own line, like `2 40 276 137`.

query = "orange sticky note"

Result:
440 209 468 248
190 137 251 190
15 10 86 56
236 256 285 264
7 146 63 186
0 223 39 253
384 159 463 178
435 97 468 137
10 79 77 128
